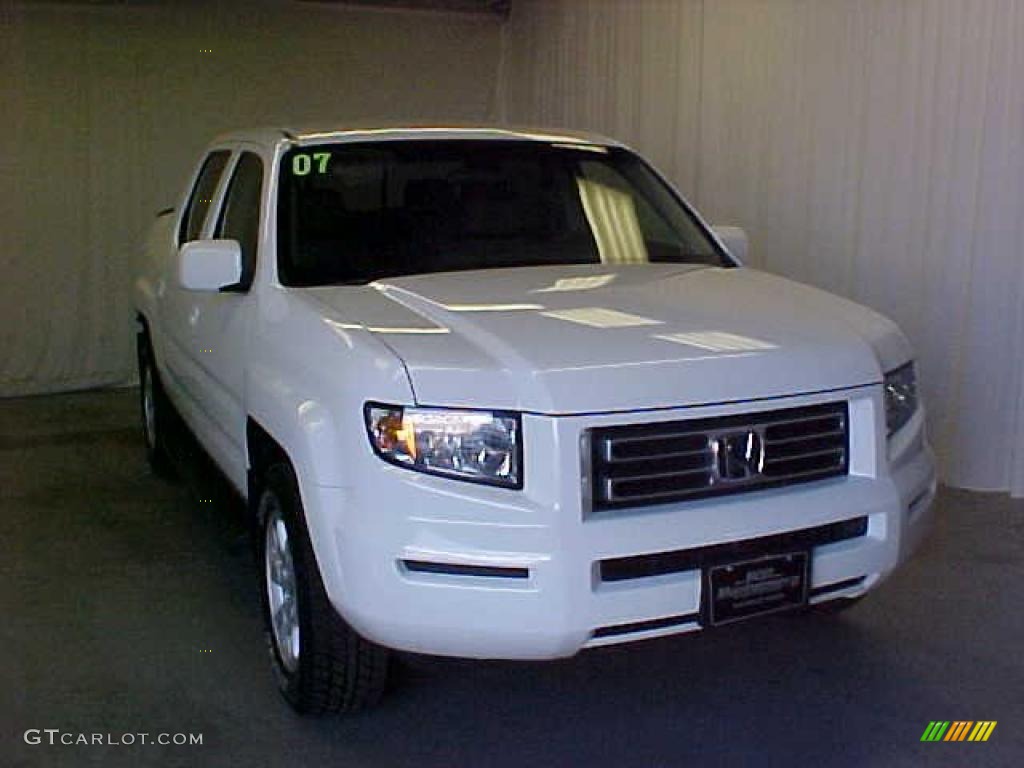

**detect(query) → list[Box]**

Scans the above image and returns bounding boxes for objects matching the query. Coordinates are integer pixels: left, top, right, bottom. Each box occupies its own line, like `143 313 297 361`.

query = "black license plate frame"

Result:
704 551 809 627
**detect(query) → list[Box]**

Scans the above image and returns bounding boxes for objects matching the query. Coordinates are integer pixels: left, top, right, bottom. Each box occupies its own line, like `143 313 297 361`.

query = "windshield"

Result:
277 140 726 286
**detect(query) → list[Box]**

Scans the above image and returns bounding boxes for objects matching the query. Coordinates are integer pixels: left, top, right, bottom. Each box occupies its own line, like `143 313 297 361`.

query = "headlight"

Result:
883 362 918 436
364 404 521 488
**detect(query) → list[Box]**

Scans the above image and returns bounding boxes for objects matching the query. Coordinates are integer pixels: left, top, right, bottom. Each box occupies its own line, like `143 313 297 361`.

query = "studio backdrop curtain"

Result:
4 1 1023 497
0 0 502 397
500 0 1024 497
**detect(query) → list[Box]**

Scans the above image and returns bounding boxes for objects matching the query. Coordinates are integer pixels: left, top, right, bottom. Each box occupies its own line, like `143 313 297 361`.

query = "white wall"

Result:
0 0 501 396
499 0 704 197
501 0 1024 496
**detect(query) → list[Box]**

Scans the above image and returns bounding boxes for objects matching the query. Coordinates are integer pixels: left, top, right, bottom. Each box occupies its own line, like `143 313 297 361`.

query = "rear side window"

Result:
180 150 230 244
214 152 264 290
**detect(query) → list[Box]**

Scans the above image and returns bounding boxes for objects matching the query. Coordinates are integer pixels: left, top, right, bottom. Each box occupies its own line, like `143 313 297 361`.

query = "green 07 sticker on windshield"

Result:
292 152 331 176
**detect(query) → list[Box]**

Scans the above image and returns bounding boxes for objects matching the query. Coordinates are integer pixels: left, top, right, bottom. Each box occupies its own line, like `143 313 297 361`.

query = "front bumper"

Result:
306 385 936 659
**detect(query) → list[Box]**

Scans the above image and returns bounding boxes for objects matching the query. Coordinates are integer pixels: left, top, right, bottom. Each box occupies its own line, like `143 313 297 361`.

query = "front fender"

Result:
246 288 415 491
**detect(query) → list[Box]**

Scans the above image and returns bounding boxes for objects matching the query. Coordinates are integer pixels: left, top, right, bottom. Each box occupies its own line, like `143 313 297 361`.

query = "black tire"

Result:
137 332 176 479
257 462 390 714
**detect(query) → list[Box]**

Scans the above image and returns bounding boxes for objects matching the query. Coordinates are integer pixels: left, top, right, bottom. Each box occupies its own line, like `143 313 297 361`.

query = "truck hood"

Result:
306 264 911 414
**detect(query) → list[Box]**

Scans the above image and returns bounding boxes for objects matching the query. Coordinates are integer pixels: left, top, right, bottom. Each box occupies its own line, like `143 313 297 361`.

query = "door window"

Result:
214 152 264 290
180 150 230 244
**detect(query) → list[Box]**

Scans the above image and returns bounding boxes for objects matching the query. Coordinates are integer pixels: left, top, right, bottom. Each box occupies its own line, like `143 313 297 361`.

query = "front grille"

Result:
599 516 868 582
588 401 849 511
592 612 700 638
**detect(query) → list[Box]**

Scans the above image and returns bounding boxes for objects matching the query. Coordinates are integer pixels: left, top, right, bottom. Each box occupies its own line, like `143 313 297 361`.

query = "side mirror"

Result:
711 225 749 264
178 239 242 292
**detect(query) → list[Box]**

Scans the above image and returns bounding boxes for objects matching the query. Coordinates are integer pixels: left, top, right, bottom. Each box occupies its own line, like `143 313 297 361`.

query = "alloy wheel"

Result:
263 494 300 673
142 365 157 452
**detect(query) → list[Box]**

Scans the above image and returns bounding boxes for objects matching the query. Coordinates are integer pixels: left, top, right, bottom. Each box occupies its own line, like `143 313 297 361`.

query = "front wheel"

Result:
257 463 390 714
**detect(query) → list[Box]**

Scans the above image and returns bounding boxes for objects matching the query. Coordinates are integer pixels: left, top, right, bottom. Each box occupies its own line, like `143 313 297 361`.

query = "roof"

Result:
210 122 626 150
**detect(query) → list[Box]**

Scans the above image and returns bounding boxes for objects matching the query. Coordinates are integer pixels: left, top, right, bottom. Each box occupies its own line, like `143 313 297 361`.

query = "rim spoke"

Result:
142 369 156 449
263 497 300 673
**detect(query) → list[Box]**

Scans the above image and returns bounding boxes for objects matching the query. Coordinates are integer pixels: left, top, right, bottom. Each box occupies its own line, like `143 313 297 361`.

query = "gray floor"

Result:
2 389 1022 768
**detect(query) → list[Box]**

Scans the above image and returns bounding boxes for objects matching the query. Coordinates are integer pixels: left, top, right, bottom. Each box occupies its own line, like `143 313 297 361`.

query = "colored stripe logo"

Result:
921 721 997 742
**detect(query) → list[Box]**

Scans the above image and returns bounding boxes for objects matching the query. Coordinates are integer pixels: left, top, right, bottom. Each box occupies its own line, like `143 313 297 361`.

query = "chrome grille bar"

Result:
588 401 849 511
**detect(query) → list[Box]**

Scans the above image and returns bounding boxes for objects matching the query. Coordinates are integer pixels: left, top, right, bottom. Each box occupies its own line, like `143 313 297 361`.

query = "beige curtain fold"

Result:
502 0 1024 497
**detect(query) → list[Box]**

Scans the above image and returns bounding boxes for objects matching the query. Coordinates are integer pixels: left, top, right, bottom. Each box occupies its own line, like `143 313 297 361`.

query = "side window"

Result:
180 151 230 245
214 152 264 290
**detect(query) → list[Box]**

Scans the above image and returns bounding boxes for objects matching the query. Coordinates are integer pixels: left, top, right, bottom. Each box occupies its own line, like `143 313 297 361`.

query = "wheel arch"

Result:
135 310 161 373
246 415 348 622
247 416 293 503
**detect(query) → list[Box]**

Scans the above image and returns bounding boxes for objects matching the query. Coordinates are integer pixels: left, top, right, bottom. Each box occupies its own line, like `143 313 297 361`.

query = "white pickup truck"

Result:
134 125 936 714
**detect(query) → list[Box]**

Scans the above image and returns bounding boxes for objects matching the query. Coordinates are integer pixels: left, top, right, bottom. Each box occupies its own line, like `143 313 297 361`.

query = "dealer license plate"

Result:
706 551 809 626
